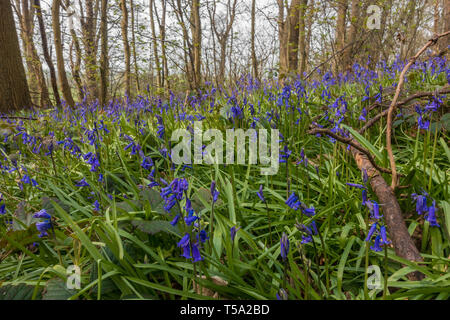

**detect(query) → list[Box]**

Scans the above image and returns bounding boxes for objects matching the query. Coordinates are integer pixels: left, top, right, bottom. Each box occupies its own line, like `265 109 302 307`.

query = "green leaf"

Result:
43 279 77 300
0 283 42 300
130 220 181 236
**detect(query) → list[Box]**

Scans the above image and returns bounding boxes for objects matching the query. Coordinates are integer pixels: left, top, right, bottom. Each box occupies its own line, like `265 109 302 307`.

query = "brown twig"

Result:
307 127 393 174
303 31 373 81
386 31 450 190
360 85 450 134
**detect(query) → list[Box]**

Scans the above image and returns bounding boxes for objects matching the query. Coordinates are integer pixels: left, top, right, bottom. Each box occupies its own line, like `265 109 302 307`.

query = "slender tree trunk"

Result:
334 0 347 74
278 0 288 77
149 0 162 89
52 0 75 107
287 0 301 72
35 0 61 106
160 0 169 92
297 0 308 76
343 0 359 71
130 0 140 92
250 0 258 80
67 4 83 100
191 0 202 89
120 0 131 97
100 0 109 106
444 0 450 51
0 0 32 112
81 0 99 99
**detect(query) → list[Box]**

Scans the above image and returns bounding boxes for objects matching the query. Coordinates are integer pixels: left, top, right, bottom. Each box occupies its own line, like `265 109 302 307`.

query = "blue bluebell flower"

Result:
257 185 265 202
280 233 289 261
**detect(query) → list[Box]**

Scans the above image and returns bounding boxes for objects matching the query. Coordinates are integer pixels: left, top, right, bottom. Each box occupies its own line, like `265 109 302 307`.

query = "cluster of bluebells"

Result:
286 192 318 244
170 179 212 263
33 209 52 238
411 191 440 227
414 95 444 130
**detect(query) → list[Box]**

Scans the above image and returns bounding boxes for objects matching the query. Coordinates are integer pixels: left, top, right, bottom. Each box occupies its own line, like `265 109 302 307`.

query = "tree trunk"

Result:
35 0 61 106
130 0 140 93
17 0 50 108
67 3 83 100
0 0 32 112
150 0 162 89
297 0 308 76
80 0 99 99
160 0 169 92
342 0 359 71
334 0 347 74
191 0 202 89
100 0 109 106
120 0 131 97
251 0 258 80
444 0 450 52
51 0 75 107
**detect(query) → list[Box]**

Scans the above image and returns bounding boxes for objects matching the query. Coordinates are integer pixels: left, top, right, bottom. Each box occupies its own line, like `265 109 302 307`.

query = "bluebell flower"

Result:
365 223 377 242
426 201 440 227
230 226 240 242
197 229 209 243
0 203 5 215
93 200 100 211
411 192 428 215
75 178 90 187
210 181 219 203
366 200 382 219
286 192 301 210
257 185 265 202
280 233 289 261
170 214 181 226
346 183 366 189
184 209 198 226
33 209 51 220
380 225 391 244
370 235 383 252
34 209 52 238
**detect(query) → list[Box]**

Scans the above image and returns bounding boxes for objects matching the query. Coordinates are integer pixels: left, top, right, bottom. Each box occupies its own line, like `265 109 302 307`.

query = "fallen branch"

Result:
308 127 393 174
360 85 450 134
386 31 450 189
308 126 424 281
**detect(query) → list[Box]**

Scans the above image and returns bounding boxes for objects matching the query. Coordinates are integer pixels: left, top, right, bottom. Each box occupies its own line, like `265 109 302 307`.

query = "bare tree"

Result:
52 0 75 107
99 0 108 106
120 0 131 97
34 0 61 106
250 0 258 80
207 0 238 85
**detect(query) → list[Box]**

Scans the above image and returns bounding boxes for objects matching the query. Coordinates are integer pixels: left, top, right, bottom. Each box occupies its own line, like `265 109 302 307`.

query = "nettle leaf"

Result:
115 199 142 214
11 201 38 231
131 220 181 236
191 187 212 213
139 187 166 214
43 278 77 300
0 283 42 300
191 187 222 213
0 228 39 251
42 197 70 217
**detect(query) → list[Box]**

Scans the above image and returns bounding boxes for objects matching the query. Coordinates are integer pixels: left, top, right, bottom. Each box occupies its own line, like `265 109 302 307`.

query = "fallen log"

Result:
308 126 424 281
